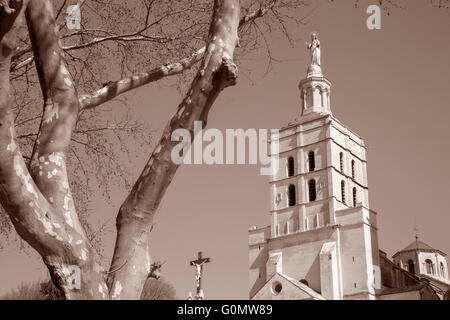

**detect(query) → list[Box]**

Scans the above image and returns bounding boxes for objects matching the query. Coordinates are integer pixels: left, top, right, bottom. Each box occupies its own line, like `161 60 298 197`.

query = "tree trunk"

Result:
1 0 241 299
107 0 240 299
1 0 107 299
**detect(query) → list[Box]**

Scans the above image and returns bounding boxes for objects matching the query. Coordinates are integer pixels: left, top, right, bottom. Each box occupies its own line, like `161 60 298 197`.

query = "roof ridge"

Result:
398 239 439 253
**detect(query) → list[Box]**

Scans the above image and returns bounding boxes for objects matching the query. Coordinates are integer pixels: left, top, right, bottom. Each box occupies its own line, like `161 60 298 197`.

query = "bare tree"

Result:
0 0 312 299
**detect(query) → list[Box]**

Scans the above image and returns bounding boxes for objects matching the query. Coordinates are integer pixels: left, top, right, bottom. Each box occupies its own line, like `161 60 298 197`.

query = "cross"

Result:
189 251 211 300
414 223 419 241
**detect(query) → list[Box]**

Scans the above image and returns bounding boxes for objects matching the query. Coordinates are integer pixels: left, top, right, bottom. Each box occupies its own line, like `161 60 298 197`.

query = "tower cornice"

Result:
299 76 332 88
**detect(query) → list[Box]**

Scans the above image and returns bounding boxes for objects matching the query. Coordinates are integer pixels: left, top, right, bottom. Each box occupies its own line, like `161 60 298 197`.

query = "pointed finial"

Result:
414 217 419 242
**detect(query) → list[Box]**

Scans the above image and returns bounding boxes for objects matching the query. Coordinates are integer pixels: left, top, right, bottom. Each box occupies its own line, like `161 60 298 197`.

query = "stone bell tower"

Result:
249 33 380 300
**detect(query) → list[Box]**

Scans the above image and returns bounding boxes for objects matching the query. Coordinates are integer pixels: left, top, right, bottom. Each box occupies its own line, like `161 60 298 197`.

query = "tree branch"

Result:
79 46 206 110
78 1 277 111
0 0 104 301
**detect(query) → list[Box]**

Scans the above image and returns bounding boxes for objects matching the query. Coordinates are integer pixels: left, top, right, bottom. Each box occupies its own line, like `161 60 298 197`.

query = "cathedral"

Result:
248 35 450 300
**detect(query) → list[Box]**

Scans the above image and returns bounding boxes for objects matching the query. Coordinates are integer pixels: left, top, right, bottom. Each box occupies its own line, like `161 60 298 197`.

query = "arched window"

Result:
306 87 313 108
408 260 415 274
288 185 296 207
287 157 295 177
308 179 316 202
351 160 355 179
308 151 315 172
425 259 434 275
339 152 344 172
352 187 357 207
440 262 446 278
341 180 346 204
314 86 322 106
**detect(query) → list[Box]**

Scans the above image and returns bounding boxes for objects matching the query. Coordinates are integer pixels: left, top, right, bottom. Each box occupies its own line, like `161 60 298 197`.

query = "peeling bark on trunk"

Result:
0 0 107 300
23 0 108 300
1 0 242 300
25 0 86 243
108 0 240 300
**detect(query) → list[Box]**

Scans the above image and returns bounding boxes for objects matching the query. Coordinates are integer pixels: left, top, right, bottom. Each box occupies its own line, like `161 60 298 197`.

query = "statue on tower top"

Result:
305 31 323 78
306 32 321 66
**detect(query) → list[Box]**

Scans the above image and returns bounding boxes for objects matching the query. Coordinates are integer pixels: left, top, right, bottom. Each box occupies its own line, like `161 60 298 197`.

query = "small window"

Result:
287 157 295 177
308 151 315 172
308 179 316 202
288 185 296 207
341 180 346 205
425 259 434 275
352 187 357 207
339 152 344 172
299 279 309 286
272 281 283 295
440 262 445 278
408 260 415 274
351 160 355 179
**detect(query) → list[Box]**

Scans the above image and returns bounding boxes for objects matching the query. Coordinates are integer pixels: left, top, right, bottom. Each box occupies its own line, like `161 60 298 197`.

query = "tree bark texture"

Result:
0 0 240 300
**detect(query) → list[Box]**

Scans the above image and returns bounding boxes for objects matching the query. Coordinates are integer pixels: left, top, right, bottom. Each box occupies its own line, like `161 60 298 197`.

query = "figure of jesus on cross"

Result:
189 251 211 300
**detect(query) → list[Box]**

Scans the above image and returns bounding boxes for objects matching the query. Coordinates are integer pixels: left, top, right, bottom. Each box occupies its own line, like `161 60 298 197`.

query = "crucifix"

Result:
189 251 211 300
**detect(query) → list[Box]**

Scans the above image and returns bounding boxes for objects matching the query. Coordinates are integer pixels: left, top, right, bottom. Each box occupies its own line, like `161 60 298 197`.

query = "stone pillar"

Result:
320 242 341 300
322 90 327 109
302 90 307 110
271 212 277 238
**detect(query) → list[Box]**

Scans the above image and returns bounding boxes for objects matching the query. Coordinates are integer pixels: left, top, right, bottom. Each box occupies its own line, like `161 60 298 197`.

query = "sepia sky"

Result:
1 0 450 299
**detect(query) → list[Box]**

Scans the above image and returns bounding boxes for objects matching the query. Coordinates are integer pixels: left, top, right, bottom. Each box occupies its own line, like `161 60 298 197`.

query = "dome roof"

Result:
393 239 446 257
